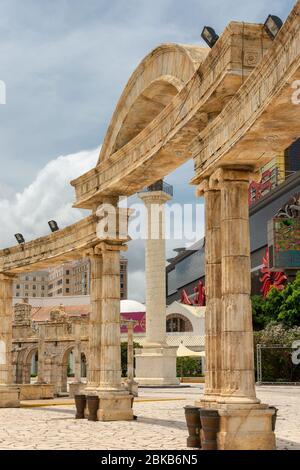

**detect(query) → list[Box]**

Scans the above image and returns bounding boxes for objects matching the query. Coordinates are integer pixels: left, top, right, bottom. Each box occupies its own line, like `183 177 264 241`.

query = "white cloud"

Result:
0 148 99 248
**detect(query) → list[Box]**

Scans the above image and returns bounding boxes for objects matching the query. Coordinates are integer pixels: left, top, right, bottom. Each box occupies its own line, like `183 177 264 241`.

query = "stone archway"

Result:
19 346 38 385
60 346 75 394
166 314 193 333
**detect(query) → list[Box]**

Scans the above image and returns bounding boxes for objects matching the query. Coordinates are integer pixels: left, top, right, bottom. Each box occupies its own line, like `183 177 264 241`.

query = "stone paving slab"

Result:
0 385 299 450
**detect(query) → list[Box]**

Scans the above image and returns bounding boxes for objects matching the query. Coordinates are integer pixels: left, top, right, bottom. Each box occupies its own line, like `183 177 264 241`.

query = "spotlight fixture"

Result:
264 15 283 39
15 233 25 245
201 26 219 48
48 220 59 233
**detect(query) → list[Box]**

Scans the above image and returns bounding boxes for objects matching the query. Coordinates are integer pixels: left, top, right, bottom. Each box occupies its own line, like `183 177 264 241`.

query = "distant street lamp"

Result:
264 15 283 39
201 26 219 48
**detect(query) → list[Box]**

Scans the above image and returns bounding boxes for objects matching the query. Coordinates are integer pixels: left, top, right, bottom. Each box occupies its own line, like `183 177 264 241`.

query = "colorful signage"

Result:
268 217 300 270
120 312 146 333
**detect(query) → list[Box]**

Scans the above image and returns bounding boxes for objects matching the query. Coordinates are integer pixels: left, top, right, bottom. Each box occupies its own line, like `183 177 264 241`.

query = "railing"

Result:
249 165 297 207
139 180 174 197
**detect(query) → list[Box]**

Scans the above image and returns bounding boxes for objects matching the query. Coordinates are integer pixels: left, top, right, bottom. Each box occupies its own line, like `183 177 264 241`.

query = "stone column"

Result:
69 319 85 398
212 167 275 450
85 253 103 392
0 274 20 407
196 178 222 406
73 321 82 384
85 200 133 420
37 323 46 384
99 246 122 391
135 184 179 386
123 320 138 397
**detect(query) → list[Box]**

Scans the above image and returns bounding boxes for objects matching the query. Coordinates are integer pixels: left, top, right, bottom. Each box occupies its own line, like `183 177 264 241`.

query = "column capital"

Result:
197 175 221 196
210 166 260 185
138 190 172 205
0 273 17 282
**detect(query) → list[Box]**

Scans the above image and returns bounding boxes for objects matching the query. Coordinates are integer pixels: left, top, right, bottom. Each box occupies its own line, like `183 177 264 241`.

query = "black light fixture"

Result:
15 233 25 245
264 15 283 39
48 220 59 233
201 26 219 48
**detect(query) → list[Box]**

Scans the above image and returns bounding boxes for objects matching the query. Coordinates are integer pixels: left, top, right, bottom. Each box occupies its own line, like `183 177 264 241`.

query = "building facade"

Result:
14 257 128 299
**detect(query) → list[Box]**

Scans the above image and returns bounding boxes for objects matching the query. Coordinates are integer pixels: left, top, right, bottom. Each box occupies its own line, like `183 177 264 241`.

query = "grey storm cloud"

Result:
0 0 295 301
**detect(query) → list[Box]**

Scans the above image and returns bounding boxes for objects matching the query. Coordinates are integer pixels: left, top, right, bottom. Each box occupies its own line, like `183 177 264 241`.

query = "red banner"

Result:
120 312 146 333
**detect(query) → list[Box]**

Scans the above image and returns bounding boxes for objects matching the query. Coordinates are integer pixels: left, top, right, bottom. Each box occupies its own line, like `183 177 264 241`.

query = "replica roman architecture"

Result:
1 0 300 448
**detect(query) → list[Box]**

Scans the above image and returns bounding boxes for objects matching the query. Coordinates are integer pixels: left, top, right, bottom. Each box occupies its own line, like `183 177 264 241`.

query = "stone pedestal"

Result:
135 347 178 386
97 391 133 421
136 187 179 386
0 385 20 408
69 382 86 398
19 383 54 400
217 405 276 450
0 274 20 408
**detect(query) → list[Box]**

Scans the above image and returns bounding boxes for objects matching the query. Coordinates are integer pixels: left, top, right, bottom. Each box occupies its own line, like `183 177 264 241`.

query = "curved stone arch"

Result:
98 44 208 162
166 313 193 333
59 344 76 393
17 345 39 384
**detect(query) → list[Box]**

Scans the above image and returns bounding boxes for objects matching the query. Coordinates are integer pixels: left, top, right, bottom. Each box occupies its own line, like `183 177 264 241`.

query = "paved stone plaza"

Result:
0 385 299 450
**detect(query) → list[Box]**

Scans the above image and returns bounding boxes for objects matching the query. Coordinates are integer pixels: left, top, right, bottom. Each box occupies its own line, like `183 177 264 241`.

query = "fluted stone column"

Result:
99 247 122 390
135 185 179 386
123 319 138 397
209 167 275 450
85 199 133 420
197 178 222 406
37 323 46 384
73 321 82 384
86 253 103 391
0 274 20 407
218 168 258 404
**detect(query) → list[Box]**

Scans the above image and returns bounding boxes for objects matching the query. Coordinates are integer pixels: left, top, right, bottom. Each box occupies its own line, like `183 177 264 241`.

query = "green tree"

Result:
120 342 142 377
176 357 202 378
252 272 300 329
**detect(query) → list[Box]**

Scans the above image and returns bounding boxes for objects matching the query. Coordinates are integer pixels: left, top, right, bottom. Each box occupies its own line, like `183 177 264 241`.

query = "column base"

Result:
18 383 54 400
84 389 134 421
135 347 180 386
97 390 134 421
0 385 20 408
217 404 276 450
69 382 86 398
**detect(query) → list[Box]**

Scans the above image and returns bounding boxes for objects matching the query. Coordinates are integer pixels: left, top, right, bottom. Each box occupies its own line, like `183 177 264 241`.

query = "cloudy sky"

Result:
0 0 295 301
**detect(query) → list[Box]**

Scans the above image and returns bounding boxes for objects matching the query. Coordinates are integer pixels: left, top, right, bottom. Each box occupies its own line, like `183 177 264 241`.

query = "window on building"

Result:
25 285 28 290
66 270 70 275
41 286 45 290
66 279 70 284
66 288 69 293
16 285 20 289
16 293 20 297
33 285 36 290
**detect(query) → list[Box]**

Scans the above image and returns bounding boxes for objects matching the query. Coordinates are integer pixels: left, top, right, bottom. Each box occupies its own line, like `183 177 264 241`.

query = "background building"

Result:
14 257 128 299
167 140 300 304
13 271 49 298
